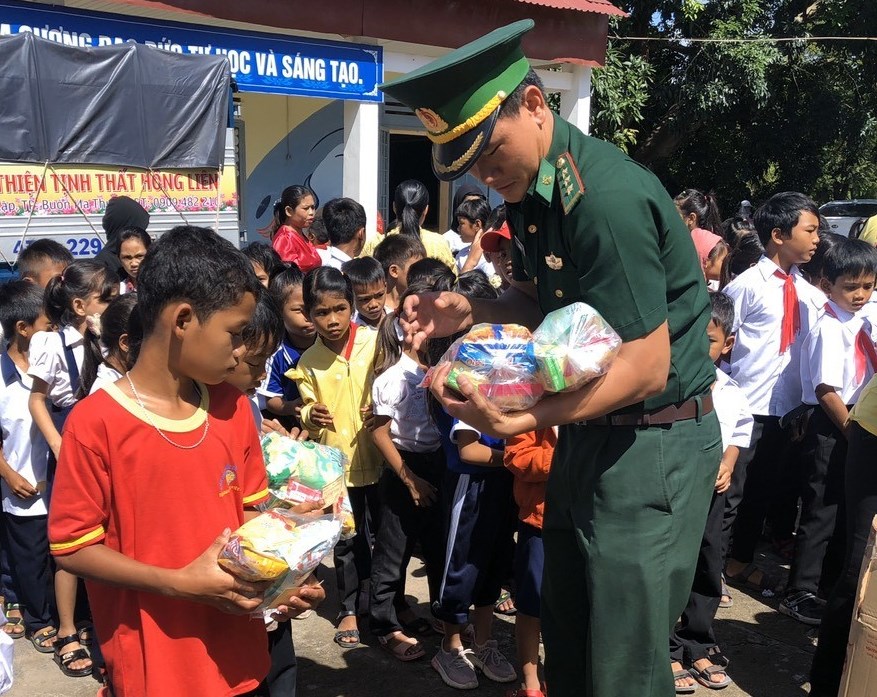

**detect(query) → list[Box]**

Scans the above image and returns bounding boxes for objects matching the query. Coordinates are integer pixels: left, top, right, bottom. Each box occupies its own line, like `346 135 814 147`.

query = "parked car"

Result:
819 200 877 238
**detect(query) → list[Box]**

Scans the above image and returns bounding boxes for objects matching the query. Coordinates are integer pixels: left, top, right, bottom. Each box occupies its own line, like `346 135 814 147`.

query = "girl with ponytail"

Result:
265 185 322 272
361 180 456 271
27 258 116 679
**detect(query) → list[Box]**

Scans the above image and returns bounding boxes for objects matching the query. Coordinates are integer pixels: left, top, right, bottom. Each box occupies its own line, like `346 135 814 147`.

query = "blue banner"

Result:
0 1 383 101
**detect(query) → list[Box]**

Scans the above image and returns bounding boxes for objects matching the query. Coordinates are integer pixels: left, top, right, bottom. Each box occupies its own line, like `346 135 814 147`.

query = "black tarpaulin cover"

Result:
0 32 230 169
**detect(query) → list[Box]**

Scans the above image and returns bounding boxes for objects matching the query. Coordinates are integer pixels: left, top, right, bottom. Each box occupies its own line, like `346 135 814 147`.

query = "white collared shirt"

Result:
713 368 754 451
319 246 353 271
724 256 825 416
801 299 874 406
27 325 84 408
0 354 49 516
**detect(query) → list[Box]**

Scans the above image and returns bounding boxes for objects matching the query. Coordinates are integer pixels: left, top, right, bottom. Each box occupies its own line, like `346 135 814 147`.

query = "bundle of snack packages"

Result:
219 508 341 610
260 432 355 538
422 302 620 411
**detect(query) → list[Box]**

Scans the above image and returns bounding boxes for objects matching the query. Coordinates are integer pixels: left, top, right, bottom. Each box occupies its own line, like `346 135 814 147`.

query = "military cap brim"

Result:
379 20 535 182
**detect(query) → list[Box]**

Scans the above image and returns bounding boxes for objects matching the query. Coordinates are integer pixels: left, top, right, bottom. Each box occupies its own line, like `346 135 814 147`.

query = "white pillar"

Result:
559 65 592 135
343 100 380 241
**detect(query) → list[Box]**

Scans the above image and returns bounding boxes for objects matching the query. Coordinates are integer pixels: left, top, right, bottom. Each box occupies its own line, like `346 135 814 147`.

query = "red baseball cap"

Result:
481 222 511 253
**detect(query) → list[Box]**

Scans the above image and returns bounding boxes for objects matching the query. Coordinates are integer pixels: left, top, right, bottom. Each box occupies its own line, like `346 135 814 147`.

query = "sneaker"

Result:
431 645 479 690
779 590 824 626
471 639 517 683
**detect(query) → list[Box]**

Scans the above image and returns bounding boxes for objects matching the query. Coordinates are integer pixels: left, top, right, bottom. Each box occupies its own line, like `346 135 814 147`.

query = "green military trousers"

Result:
542 406 721 697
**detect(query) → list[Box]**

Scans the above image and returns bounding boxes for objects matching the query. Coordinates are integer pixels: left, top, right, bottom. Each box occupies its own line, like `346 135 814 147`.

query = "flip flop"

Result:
378 632 425 662
690 664 731 690
674 668 697 694
2 604 25 639
333 629 360 648
494 590 517 616
27 626 58 654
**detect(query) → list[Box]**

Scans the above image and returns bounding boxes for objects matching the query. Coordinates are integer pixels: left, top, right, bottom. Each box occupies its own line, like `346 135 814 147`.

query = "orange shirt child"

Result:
48 382 271 697
503 427 556 529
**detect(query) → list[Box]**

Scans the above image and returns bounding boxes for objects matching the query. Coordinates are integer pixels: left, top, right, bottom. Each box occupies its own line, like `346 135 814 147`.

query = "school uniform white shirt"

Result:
801 299 874 406
27 325 84 408
319 246 353 271
372 353 441 452
89 363 123 395
455 244 498 281
443 229 465 255
0 353 49 516
713 368 754 452
353 306 391 332
724 256 825 417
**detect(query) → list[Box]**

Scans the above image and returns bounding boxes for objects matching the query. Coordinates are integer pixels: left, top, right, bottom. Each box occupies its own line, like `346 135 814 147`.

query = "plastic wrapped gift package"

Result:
219 508 342 610
261 433 346 507
422 303 620 412
532 303 621 392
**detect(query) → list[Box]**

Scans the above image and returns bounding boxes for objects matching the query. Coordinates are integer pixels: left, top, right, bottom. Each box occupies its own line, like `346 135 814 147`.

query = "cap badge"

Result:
414 108 449 135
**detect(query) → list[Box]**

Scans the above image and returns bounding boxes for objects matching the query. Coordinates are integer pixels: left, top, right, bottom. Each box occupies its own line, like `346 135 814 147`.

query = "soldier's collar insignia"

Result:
555 150 585 215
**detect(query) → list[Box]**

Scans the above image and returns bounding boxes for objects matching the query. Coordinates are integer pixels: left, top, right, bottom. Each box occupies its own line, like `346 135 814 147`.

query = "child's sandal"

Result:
378 632 425 661
2 604 25 639
53 634 93 678
27 626 57 654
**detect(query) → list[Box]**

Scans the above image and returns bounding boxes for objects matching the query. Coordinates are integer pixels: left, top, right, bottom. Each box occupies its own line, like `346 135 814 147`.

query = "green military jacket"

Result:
507 115 714 412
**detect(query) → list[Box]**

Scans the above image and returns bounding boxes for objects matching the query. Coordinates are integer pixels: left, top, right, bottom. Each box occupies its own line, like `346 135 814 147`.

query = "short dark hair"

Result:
0 280 44 339
307 213 330 245
709 292 735 337
407 257 454 288
118 227 152 250
242 285 284 356
342 257 384 288
302 266 353 315
822 237 877 284
16 239 73 279
269 265 304 306
373 234 427 277
323 198 367 246
799 231 846 283
498 69 546 120
455 198 491 227
485 204 507 232
241 242 283 280
136 226 261 338
753 192 819 247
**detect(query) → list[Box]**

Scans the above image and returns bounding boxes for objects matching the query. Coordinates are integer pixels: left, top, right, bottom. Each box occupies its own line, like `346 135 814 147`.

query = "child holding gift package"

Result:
288 266 382 648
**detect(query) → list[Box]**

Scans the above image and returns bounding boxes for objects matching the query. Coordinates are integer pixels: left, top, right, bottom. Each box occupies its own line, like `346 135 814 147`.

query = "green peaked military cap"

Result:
379 19 535 181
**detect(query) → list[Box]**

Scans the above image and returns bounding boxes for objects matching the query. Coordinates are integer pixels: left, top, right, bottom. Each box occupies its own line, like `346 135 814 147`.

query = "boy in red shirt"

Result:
48 226 278 697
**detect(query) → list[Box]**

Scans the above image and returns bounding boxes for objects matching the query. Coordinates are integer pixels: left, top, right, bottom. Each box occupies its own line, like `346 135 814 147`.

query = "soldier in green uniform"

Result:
383 20 721 697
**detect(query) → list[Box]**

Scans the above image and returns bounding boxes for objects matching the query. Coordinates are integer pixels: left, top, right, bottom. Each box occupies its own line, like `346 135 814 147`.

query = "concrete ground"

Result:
8 546 817 697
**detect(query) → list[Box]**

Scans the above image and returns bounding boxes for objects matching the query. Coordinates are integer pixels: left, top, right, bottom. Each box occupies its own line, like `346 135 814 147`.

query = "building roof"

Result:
515 0 627 17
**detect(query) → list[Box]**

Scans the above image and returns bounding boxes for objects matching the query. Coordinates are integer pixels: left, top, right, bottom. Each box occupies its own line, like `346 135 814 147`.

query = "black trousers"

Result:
334 483 380 617
670 489 725 664
0 514 20 608
4 513 53 633
788 406 847 596
369 449 446 637
728 416 791 563
265 621 297 697
809 421 877 695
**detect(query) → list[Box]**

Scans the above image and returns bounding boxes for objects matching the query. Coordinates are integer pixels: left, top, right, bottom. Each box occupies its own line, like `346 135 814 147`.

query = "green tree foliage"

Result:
590 0 877 211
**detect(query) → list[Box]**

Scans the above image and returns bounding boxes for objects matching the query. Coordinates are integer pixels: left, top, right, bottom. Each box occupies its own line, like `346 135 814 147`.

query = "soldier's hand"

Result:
400 291 473 351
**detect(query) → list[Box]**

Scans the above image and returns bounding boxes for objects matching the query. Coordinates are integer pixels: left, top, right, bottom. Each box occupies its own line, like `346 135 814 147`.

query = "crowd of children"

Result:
0 182 875 697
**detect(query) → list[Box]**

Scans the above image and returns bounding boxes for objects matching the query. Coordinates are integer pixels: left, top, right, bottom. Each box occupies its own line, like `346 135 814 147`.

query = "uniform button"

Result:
335 374 342 380
555 289 564 298
527 224 537 233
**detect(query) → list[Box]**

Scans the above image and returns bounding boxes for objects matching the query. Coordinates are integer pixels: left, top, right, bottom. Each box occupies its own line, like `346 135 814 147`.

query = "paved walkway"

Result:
8 548 816 696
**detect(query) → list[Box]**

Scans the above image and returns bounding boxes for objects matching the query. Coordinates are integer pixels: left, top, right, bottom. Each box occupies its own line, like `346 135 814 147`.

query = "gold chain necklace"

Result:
124 373 209 450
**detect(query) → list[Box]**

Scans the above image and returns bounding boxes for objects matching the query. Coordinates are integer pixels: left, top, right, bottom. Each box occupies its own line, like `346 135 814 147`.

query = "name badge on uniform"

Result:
545 253 563 271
